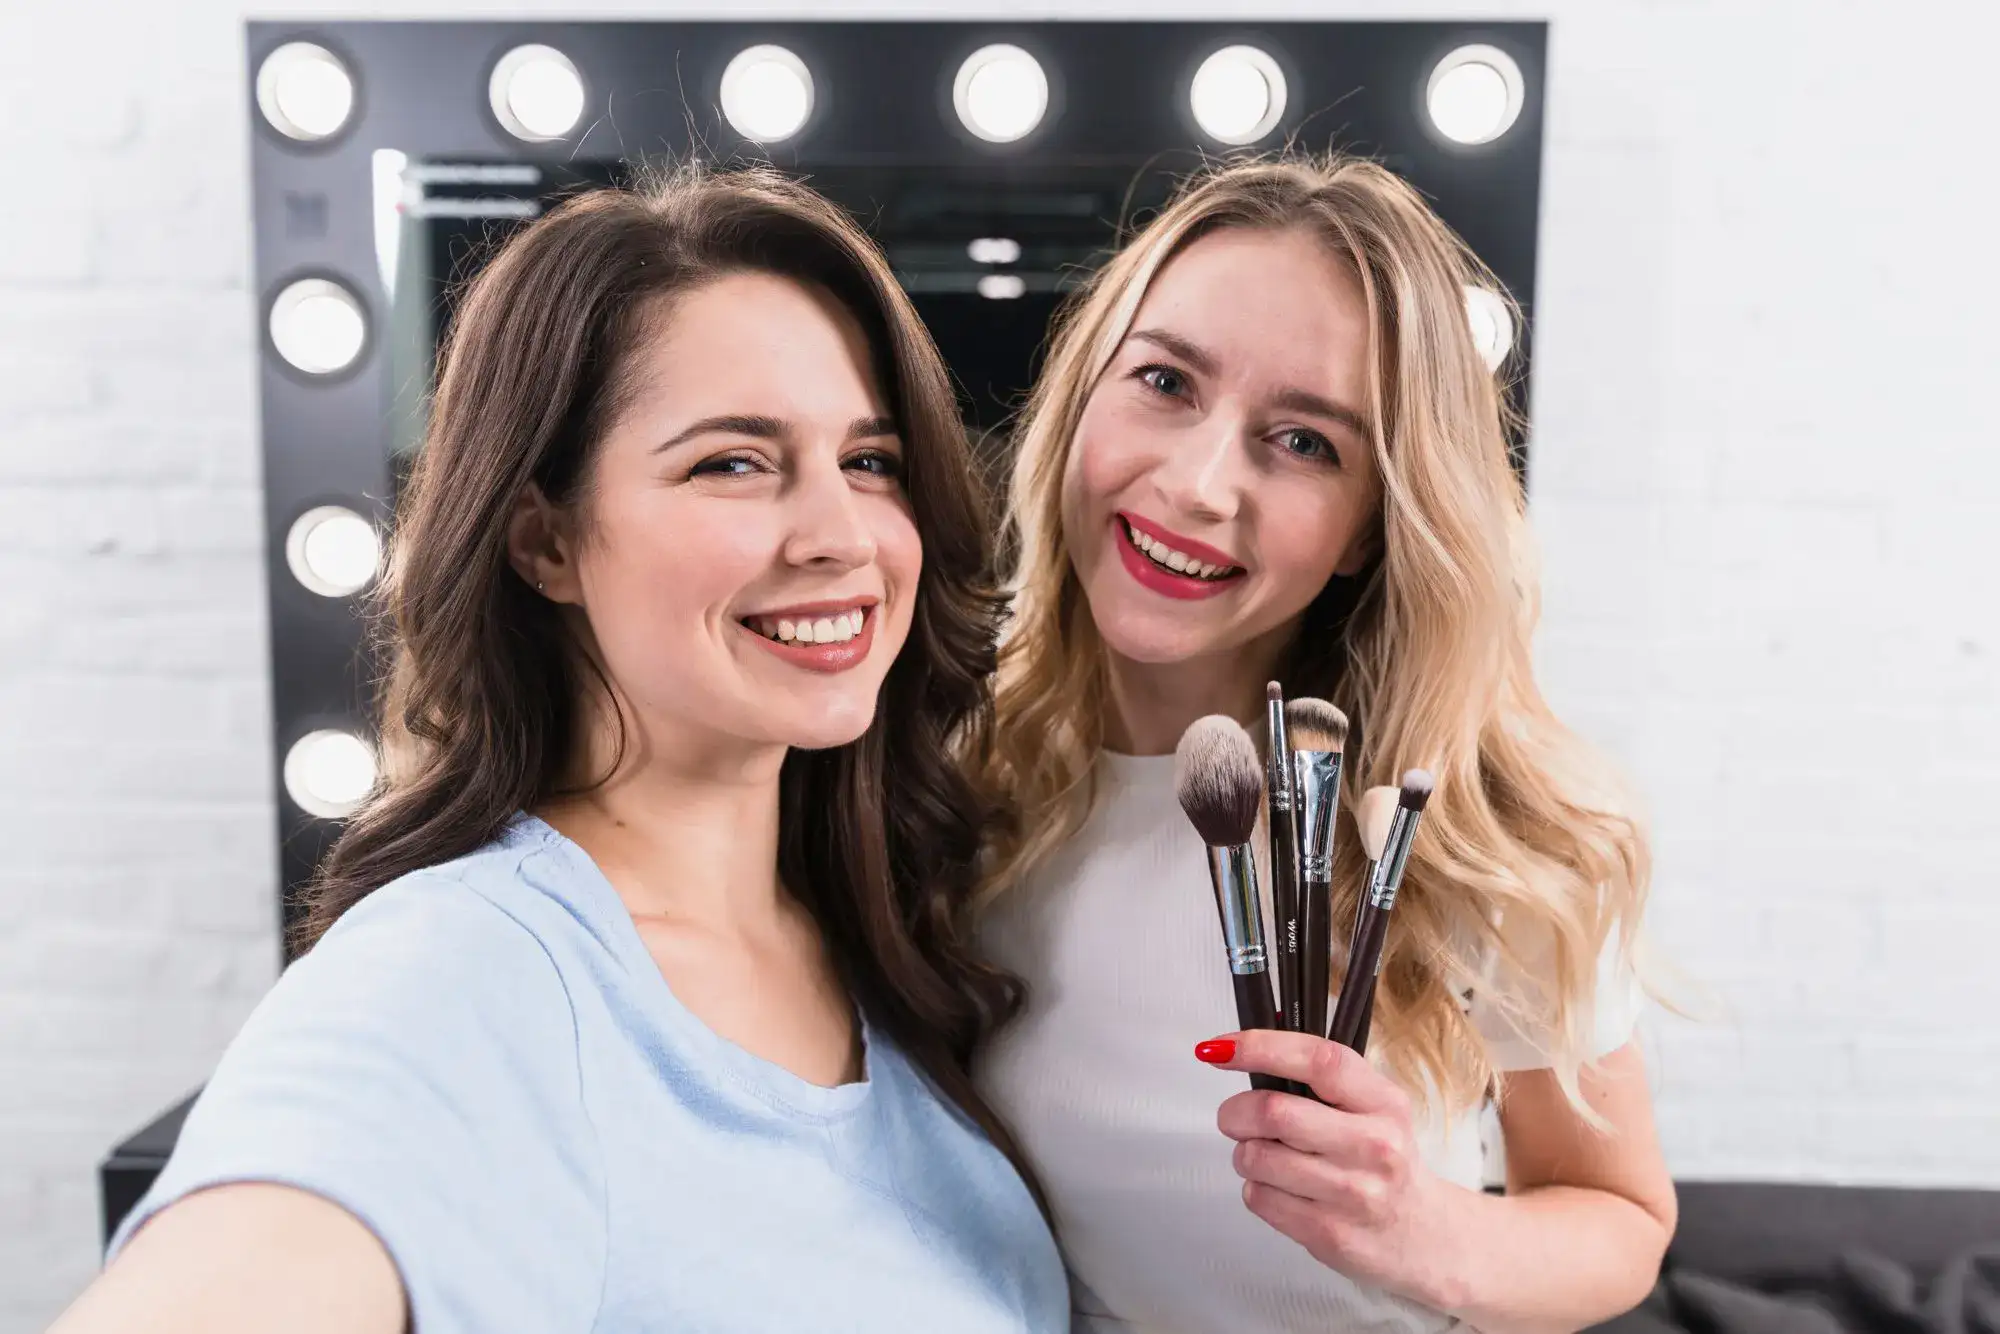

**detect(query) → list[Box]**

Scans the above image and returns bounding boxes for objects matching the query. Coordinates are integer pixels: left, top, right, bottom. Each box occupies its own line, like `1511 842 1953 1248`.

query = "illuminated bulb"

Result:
1427 44 1525 146
1463 285 1514 370
720 45 814 143
268 277 367 376
953 44 1048 144
255 41 356 142
977 274 1026 300
1189 45 1287 145
967 237 1022 265
285 505 380 598
283 729 377 820
490 44 586 142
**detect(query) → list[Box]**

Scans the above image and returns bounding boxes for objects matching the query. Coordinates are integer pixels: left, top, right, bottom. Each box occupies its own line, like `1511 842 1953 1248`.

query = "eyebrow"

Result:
1127 327 1373 440
654 413 899 452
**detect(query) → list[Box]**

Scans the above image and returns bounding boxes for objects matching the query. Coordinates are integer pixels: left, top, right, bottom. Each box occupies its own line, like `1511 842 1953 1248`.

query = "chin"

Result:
773 695 879 752
1085 577 1227 666
1092 606 1223 665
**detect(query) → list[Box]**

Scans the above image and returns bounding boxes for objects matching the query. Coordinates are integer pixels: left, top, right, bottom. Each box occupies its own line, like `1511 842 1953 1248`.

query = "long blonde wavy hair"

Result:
982 153 1652 1128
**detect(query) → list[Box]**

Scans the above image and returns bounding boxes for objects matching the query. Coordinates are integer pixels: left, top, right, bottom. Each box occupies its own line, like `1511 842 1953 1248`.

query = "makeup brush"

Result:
1264 683 1304 1034
1328 772 1435 1052
1345 785 1402 1053
1176 715 1287 1093
1285 698 1349 1040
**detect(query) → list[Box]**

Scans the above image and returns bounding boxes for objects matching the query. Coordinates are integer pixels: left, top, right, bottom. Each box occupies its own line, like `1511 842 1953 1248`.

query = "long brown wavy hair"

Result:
296 161 1039 1185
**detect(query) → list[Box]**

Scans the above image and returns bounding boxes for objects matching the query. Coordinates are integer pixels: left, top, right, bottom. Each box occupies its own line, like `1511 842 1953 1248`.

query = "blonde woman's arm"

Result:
1202 1032 1674 1334
1430 1041 1676 1333
47 1183 405 1334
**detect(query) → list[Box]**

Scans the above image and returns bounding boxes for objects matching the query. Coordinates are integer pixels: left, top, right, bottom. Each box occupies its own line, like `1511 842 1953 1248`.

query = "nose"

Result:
1150 414 1248 523
781 454 876 571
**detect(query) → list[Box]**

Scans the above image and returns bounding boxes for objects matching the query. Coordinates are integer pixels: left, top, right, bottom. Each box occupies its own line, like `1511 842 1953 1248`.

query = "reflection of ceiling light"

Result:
967 237 1022 265
1463 285 1514 369
953 44 1049 144
269 278 367 376
285 505 381 598
720 45 814 142
1426 45 1525 146
489 44 586 142
283 729 377 819
255 42 356 142
977 274 1026 300
1190 45 1287 145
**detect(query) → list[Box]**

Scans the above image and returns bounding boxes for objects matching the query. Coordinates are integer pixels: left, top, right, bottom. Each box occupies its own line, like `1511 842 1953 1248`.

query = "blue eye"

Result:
1278 428 1340 467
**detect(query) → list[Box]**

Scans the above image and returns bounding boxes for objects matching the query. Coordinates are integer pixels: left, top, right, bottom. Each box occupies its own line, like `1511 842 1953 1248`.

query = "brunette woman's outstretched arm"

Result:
48 1184 404 1334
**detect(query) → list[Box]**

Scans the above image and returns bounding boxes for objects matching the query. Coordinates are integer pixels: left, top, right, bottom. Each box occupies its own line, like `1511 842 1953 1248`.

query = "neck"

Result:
1101 623 1293 756
540 686 788 930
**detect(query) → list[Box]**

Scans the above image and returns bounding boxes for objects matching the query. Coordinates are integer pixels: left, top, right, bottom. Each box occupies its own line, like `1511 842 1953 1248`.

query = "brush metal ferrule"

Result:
1207 842 1269 975
1292 750 1342 883
1265 696 1294 811
1367 806 1422 912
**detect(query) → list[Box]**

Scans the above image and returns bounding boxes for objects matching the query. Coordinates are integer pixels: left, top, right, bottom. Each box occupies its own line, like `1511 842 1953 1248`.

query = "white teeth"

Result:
1125 520 1233 581
752 608 867 645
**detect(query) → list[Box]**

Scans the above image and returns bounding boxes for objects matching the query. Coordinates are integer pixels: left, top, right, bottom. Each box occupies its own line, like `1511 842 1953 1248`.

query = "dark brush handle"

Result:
1352 990 1376 1056
1269 803 1304 1034
1328 901 1387 1052
1302 874 1333 1039
1231 970 1290 1093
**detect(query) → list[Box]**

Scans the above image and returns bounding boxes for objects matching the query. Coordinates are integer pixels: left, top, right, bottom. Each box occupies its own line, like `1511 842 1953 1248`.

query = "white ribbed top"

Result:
976 750 1640 1334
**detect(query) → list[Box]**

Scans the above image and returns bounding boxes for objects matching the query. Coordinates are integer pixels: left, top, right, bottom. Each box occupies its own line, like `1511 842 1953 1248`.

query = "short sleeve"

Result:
1469 922 1643 1074
107 873 606 1334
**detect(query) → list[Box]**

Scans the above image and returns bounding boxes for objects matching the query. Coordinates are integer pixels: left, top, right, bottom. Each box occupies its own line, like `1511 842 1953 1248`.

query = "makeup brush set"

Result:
1173 684 1434 1096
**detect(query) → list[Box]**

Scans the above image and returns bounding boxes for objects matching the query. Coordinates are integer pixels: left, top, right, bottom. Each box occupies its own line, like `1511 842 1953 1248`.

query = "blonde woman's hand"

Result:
1196 1030 1472 1312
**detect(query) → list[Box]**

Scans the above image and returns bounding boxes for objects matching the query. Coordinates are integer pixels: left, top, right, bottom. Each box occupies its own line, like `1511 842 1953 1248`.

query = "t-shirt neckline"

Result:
505 811 877 1123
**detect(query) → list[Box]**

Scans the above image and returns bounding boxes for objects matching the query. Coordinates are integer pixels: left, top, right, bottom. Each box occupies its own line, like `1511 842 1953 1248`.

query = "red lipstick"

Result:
1112 513 1245 602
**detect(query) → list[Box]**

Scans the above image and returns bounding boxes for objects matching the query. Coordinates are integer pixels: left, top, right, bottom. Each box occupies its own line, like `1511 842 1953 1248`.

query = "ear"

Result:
506 482 582 602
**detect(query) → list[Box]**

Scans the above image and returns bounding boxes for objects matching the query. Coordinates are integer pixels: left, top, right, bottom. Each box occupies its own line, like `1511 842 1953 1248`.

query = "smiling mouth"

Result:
742 607 869 645
1118 516 1244 582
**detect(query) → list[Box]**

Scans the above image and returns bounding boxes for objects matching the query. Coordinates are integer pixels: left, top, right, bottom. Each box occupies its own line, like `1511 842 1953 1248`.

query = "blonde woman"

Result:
975 155 1676 1334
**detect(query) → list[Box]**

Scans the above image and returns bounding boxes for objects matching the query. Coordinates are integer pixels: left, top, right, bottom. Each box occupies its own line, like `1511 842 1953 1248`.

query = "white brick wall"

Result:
1 0 1994 1326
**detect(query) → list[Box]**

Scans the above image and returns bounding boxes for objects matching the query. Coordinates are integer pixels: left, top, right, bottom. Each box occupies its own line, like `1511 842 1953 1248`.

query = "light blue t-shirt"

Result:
109 814 1069 1333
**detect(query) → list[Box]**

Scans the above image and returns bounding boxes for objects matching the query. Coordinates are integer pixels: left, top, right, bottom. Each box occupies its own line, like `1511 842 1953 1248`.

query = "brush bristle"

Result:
1174 716 1263 848
1358 786 1399 861
1284 698 1349 754
1267 681 1283 703
1399 769 1436 812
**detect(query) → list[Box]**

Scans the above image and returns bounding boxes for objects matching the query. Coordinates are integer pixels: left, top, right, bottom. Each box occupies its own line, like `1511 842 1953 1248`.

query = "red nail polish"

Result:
1195 1039 1236 1064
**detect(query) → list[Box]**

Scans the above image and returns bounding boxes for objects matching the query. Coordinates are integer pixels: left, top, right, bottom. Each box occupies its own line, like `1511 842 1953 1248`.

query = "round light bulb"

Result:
490 44 586 142
1426 45 1525 146
268 277 367 376
967 237 1022 265
285 505 380 598
255 41 356 142
953 44 1049 144
1463 285 1515 370
1190 45 1287 145
283 729 377 820
720 45 814 143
